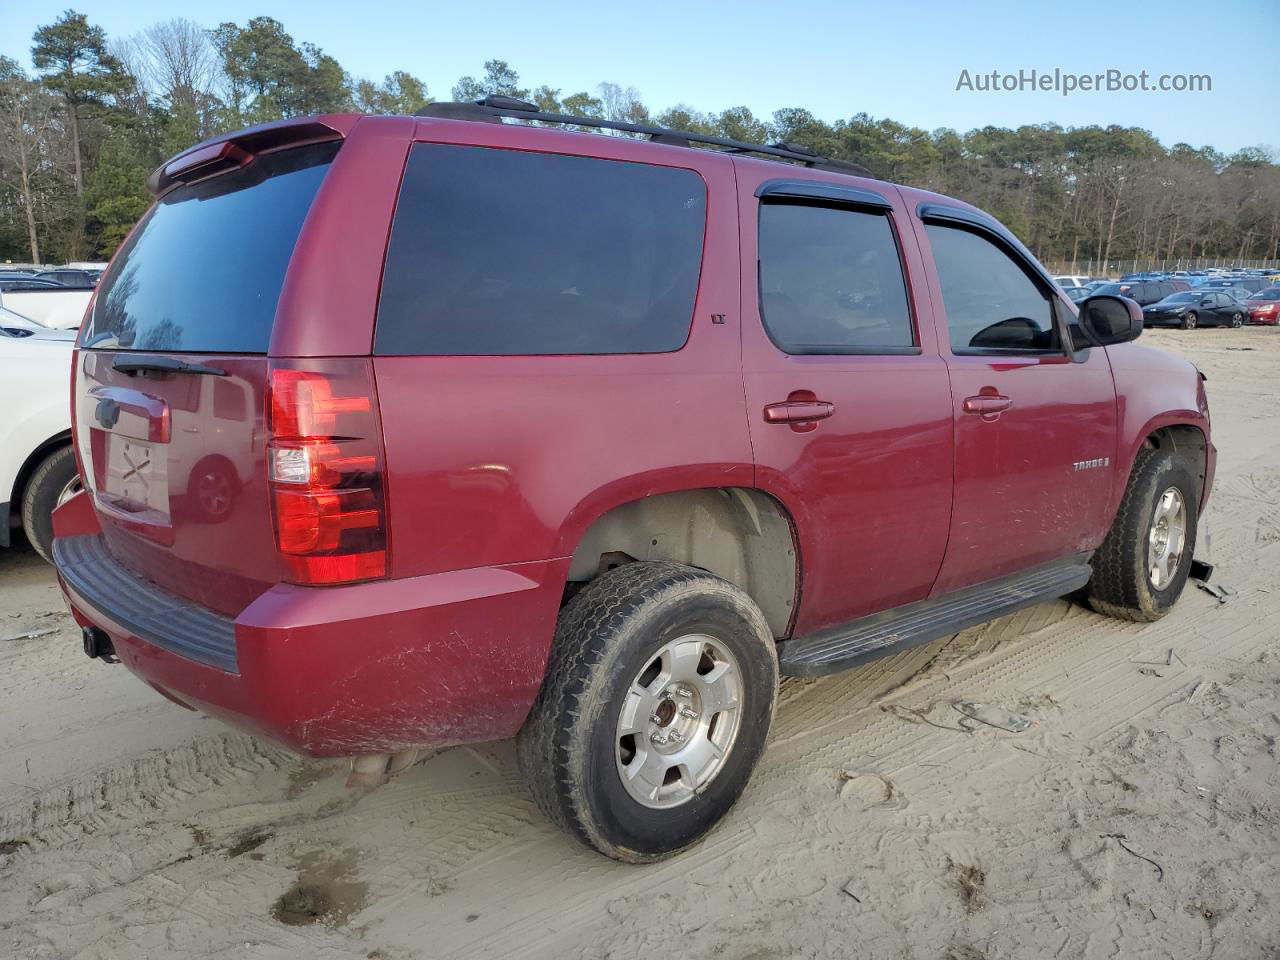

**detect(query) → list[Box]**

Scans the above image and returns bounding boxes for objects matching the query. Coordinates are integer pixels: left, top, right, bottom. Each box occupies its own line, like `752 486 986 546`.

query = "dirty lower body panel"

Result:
56 525 570 757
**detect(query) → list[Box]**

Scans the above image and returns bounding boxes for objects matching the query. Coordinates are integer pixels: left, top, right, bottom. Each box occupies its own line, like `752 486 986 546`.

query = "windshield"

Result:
84 141 337 353
1163 292 1198 303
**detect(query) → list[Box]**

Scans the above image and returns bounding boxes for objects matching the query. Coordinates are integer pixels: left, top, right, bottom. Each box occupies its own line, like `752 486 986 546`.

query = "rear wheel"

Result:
1229 312 1244 328
1181 311 1198 330
1088 446 1198 622
20 446 80 564
518 561 778 862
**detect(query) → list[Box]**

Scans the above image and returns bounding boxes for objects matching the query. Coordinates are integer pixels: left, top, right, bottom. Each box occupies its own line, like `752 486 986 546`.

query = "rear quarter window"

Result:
374 144 707 356
85 142 338 353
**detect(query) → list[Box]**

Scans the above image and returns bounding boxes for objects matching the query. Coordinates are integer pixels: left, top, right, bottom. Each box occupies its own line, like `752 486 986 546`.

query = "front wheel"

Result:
518 561 778 862
1088 446 1198 622
1181 311 1198 330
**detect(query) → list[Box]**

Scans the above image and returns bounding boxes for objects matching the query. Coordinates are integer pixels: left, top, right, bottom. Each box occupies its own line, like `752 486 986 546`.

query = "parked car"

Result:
1064 286 1091 302
1246 285 1280 325
0 305 77 341
0 286 94 328
1205 284 1252 302
1206 276 1267 297
0 276 64 292
1091 279 1186 306
1 333 78 562
1142 291 1246 329
1053 275 1092 288
53 106 1215 863
34 268 98 288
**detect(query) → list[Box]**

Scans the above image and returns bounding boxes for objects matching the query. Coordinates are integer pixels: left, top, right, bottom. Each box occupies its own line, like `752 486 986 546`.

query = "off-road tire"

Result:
517 560 778 863
1087 446 1198 622
20 446 79 564
1181 311 1198 330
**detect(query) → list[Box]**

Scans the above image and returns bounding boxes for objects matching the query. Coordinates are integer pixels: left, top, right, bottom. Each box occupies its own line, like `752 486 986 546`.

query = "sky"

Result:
3 0 1278 155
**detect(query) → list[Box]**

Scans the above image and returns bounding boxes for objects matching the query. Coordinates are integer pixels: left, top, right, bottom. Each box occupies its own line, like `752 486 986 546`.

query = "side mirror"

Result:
1078 294 1143 346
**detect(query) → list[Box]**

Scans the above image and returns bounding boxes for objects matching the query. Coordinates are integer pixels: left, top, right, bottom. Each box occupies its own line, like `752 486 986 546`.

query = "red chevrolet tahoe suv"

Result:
52 99 1215 863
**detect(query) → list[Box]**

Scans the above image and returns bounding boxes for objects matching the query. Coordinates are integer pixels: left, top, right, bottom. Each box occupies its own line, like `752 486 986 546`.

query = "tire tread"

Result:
20 445 77 564
1087 445 1196 622
517 561 775 862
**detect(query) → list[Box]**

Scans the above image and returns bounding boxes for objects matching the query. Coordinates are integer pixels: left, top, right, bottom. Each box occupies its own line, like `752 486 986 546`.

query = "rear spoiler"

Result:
146 115 358 197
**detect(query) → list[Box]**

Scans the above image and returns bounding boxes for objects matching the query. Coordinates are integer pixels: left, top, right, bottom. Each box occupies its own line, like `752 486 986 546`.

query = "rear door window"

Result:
85 142 338 353
757 201 916 353
375 144 707 356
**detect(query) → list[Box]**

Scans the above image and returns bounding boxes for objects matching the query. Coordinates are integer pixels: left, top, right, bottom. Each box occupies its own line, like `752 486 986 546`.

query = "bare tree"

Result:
136 19 217 113
597 82 649 131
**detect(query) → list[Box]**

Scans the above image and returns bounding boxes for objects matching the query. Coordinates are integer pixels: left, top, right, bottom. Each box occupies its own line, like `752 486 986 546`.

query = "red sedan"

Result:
1246 285 1280 325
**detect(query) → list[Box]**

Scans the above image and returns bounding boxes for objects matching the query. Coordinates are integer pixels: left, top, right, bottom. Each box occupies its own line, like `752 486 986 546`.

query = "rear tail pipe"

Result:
82 626 118 663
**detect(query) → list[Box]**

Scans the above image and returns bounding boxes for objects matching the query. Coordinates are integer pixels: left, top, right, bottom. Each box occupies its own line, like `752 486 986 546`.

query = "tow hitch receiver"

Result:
82 626 118 663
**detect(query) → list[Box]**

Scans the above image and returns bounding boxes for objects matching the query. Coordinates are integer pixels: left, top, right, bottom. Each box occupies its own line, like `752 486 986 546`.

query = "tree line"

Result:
2 10 1278 272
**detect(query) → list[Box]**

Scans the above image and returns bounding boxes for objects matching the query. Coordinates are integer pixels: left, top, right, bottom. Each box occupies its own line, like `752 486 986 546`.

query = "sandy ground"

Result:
2 327 1278 960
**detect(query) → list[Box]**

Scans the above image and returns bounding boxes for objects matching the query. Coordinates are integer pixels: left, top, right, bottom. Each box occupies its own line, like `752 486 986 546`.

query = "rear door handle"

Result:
763 400 835 424
962 394 1012 416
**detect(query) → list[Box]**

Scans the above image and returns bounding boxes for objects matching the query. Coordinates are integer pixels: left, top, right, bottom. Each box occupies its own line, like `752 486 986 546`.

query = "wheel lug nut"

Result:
649 713 663 724
680 707 697 719
674 685 693 699
668 731 686 744
649 732 667 745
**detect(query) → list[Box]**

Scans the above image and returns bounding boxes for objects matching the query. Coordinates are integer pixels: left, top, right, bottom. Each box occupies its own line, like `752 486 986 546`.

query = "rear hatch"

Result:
74 139 340 617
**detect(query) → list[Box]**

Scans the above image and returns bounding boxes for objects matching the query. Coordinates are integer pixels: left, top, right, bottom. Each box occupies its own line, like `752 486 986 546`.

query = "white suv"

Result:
1 328 78 561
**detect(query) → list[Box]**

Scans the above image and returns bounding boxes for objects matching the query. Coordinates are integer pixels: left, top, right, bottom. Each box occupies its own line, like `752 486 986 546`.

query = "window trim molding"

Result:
917 201 1056 292
755 178 892 210
756 198 922 358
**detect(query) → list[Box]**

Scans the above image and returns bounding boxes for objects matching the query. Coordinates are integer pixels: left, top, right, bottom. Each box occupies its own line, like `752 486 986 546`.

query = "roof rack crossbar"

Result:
415 98 875 178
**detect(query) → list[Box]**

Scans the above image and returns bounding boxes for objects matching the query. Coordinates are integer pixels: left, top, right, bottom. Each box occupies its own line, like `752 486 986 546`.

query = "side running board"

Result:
777 556 1092 677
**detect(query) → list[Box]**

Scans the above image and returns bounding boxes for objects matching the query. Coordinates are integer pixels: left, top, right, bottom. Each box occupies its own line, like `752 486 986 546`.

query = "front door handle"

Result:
763 400 835 424
962 394 1012 416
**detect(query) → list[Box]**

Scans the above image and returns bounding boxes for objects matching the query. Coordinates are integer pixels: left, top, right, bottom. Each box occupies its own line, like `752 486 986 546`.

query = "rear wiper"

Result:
112 355 228 377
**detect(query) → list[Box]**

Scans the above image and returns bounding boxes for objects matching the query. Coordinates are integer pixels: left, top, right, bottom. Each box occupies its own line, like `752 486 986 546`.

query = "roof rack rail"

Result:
415 96 875 179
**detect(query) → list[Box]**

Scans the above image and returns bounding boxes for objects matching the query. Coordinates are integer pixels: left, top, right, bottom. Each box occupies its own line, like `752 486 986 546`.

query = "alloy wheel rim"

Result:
615 633 743 809
198 472 231 515
56 476 82 507
1147 486 1187 590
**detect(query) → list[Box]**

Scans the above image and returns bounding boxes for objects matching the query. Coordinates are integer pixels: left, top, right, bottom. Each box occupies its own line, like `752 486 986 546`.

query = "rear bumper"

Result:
54 531 568 757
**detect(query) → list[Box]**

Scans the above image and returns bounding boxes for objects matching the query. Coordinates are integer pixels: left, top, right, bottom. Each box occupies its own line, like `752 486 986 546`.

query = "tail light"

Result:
268 359 388 585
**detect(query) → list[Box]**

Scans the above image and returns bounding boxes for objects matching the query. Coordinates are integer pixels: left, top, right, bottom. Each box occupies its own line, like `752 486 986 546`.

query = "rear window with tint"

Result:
375 144 707 356
85 142 338 353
